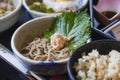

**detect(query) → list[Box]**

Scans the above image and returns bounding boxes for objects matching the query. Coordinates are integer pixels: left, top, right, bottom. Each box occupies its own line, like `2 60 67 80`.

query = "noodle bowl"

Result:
11 14 90 75
11 16 73 75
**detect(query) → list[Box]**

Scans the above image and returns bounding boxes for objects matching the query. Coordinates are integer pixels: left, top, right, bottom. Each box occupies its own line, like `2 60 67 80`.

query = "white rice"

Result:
74 49 120 80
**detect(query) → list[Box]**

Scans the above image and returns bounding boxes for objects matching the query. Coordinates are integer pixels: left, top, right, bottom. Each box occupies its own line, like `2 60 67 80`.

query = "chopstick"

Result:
27 70 46 80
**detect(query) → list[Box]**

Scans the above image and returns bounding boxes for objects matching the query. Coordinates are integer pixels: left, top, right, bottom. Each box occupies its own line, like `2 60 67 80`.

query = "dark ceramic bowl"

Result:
67 39 120 80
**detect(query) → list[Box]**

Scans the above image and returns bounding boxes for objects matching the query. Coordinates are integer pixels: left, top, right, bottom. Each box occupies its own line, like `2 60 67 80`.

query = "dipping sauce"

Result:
102 11 117 19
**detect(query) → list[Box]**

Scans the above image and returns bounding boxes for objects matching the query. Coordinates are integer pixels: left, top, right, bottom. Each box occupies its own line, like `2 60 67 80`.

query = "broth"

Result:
102 11 117 19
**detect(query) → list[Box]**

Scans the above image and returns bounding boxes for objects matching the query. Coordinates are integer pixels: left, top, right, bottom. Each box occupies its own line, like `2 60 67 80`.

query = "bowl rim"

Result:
11 16 70 65
67 39 120 80
0 0 22 20
22 0 88 17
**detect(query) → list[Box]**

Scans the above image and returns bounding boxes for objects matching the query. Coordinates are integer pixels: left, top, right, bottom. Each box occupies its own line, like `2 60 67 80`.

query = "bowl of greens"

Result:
23 0 88 18
11 10 91 75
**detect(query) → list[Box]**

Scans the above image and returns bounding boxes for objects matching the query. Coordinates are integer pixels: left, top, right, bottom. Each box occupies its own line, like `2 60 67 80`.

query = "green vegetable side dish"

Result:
44 10 91 50
29 2 55 13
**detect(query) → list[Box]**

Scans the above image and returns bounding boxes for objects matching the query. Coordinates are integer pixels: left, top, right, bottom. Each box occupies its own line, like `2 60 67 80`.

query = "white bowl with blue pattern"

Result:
11 16 70 75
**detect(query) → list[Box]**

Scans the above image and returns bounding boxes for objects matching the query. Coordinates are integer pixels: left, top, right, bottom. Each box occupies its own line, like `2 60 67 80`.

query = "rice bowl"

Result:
74 49 120 80
67 40 120 80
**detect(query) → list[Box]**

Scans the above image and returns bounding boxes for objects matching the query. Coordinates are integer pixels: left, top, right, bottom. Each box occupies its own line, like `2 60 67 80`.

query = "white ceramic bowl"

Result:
11 16 69 75
0 0 22 32
23 0 88 18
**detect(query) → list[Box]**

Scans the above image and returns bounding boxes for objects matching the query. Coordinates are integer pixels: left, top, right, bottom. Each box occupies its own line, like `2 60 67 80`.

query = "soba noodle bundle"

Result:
21 37 72 61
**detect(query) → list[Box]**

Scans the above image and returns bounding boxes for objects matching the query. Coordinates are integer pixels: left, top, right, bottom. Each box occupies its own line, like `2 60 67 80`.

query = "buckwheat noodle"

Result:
21 38 72 61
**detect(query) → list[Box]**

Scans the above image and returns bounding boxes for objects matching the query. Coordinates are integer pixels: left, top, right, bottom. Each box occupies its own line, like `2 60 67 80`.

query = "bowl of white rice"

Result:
67 39 120 80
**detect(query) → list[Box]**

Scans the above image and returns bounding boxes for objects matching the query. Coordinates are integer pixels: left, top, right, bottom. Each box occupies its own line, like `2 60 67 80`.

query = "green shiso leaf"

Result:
44 10 91 50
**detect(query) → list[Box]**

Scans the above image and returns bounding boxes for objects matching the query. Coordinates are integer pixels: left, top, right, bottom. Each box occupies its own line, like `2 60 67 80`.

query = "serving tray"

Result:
0 0 113 80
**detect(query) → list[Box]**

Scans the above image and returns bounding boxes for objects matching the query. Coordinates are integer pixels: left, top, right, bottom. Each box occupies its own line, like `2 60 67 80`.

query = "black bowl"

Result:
67 39 120 80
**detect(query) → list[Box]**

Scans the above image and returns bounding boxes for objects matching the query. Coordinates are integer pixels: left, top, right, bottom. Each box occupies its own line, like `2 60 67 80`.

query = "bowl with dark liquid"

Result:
94 0 120 26
101 11 117 19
